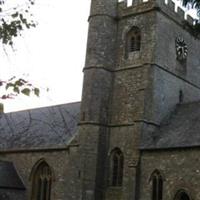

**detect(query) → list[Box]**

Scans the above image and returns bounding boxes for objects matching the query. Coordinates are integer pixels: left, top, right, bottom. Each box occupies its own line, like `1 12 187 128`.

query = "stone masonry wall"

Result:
106 124 142 200
140 149 200 200
105 3 157 200
149 4 200 124
0 147 80 200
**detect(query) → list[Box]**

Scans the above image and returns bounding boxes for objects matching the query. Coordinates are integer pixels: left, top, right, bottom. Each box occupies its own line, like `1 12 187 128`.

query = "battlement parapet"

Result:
118 0 156 17
118 0 195 26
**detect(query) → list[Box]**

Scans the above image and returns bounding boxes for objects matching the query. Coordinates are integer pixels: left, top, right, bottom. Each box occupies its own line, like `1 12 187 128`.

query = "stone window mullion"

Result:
31 161 53 200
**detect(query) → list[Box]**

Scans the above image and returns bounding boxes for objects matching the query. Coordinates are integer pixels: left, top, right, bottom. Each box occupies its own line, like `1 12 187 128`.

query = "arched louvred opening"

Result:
30 159 53 200
109 148 124 187
126 26 141 56
150 170 163 200
174 190 191 200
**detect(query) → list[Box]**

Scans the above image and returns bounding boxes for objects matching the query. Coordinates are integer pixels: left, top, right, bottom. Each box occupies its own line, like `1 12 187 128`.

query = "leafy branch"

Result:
0 0 40 99
0 76 40 99
0 0 37 46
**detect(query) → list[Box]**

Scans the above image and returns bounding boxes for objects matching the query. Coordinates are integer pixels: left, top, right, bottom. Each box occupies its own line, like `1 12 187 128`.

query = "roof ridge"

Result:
5 101 81 114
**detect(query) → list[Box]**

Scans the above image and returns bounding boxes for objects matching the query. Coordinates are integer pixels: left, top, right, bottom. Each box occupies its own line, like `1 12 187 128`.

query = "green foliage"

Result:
0 0 40 100
33 88 40 97
21 88 31 96
0 77 40 99
0 0 36 46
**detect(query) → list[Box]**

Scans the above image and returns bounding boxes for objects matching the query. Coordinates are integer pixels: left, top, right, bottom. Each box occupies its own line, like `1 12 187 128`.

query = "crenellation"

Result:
118 0 196 30
163 0 196 25
193 18 198 25
157 0 167 9
168 0 175 12
118 0 151 8
177 6 185 19
118 0 127 9
132 0 144 6
186 14 194 25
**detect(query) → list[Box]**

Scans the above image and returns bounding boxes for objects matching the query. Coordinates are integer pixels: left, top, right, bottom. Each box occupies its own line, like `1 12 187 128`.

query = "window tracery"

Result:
31 160 52 200
150 170 163 200
109 148 124 187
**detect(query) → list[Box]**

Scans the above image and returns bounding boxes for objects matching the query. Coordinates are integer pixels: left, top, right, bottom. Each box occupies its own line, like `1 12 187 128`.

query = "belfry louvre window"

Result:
127 26 141 53
150 170 163 200
110 148 124 186
31 160 52 200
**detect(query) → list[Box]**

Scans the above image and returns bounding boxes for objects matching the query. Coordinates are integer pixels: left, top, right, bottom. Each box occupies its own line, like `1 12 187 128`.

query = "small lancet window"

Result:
31 160 52 200
150 170 163 200
109 148 124 187
126 26 141 54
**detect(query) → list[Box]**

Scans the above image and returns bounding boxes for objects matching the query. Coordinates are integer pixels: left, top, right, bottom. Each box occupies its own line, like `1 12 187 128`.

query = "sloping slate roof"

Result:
0 102 80 150
140 101 200 149
0 160 25 189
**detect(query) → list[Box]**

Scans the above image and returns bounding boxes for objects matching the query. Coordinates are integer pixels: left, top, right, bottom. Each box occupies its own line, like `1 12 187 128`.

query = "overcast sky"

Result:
1 0 197 112
2 0 90 112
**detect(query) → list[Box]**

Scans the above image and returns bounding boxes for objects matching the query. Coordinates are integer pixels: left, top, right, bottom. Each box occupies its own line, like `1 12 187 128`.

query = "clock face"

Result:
176 37 188 61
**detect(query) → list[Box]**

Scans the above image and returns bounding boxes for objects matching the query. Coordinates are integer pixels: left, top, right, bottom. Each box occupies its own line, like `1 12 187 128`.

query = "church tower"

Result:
78 0 118 199
78 0 200 199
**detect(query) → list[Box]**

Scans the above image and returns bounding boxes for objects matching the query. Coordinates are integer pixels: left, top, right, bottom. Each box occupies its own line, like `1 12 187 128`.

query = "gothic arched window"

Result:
30 160 53 200
126 26 141 54
109 148 124 187
150 170 163 200
174 190 191 200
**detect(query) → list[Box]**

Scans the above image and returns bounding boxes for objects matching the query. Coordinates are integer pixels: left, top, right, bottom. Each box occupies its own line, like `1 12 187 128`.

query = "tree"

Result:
183 0 200 14
182 0 200 35
0 0 36 46
0 0 39 99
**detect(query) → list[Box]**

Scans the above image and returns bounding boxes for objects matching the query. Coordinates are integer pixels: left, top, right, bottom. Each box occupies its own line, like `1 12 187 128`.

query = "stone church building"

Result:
0 0 200 199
